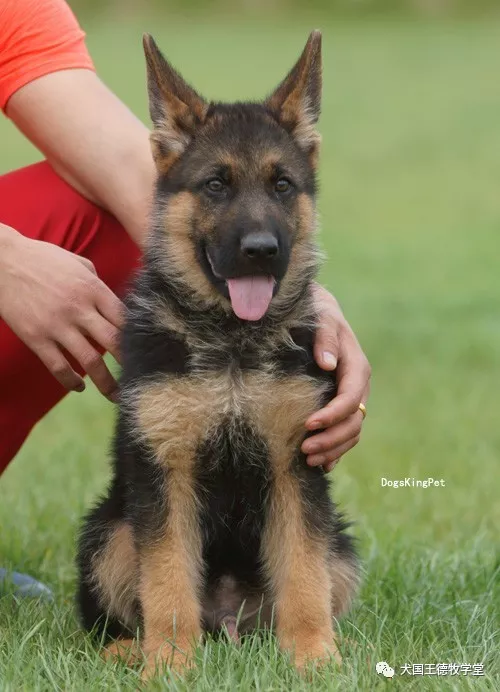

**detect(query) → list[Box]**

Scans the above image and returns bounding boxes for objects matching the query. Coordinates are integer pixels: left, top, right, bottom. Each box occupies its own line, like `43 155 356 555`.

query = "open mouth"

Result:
205 249 276 321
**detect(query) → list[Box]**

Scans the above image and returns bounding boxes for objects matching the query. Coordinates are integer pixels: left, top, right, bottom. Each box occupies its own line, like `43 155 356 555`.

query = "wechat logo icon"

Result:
376 661 395 678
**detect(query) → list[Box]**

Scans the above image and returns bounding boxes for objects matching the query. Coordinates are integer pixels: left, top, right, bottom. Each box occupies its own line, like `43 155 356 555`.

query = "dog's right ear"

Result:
265 31 322 165
143 34 208 171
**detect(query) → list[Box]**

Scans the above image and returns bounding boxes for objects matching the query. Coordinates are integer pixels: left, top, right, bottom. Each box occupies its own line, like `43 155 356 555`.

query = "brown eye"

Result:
206 178 224 193
275 178 291 193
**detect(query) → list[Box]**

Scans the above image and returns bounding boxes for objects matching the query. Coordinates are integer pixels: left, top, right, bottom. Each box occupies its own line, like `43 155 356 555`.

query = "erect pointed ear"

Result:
265 31 322 160
143 34 208 170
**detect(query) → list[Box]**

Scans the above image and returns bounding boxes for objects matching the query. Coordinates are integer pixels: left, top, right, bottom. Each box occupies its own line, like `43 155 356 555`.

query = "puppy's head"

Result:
144 32 322 321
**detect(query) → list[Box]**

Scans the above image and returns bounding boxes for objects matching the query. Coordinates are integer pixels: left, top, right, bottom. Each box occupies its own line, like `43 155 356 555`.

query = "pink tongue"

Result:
227 276 274 321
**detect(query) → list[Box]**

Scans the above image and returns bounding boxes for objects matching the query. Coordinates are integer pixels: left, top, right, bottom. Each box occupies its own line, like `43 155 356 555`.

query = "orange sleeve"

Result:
0 0 95 112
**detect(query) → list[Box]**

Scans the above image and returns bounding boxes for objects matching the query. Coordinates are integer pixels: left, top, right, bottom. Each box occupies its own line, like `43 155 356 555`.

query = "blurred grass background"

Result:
0 1 499 689
67 0 500 19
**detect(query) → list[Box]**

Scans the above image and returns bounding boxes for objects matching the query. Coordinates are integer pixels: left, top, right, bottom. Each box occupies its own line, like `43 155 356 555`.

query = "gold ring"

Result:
358 402 367 419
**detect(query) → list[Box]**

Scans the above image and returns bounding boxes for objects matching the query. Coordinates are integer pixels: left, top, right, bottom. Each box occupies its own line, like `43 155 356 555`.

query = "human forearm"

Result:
0 219 124 398
0 222 22 267
6 70 155 246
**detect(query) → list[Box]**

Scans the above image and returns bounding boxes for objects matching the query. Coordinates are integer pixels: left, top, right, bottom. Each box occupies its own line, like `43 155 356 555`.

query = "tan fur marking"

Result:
91 522 138 629
259 152 283 177
150 134 181 175
140 470 203 676
135 376 221 470
102 638 140 664
135 371 326 473
162 191 194 239
135 374 207 675
262 477 340 669
296 193 317 241
284 103 321 152
158 192 225 309
245 373 325 473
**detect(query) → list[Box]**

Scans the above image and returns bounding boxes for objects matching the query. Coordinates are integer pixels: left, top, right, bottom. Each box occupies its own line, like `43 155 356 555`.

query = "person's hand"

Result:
0 224 123 400
302 284 371 471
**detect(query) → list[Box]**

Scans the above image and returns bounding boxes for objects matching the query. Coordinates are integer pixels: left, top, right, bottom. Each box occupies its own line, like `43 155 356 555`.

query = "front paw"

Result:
141 641 194 681
281 630 342 671
102 638 140 664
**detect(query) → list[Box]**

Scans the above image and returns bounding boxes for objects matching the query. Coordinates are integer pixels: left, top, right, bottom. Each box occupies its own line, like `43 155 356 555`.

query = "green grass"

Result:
1 14 499 691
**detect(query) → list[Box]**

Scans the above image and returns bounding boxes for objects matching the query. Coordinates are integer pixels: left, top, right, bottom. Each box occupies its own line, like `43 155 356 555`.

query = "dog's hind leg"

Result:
77 491 140 642
329 554 359 621
262 475 341 671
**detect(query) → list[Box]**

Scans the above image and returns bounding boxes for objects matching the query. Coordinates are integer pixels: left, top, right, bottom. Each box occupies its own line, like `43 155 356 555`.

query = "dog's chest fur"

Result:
123 313 333 470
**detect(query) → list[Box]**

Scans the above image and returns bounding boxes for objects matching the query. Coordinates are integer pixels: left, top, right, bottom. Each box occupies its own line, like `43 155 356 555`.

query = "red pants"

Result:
0 162 140 474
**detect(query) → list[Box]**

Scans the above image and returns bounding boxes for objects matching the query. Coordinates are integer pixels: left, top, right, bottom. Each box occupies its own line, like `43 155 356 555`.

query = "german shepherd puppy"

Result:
77 31 359 677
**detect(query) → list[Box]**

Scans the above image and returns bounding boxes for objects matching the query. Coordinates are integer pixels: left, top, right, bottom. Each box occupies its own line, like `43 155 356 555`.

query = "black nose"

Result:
240 232 279 260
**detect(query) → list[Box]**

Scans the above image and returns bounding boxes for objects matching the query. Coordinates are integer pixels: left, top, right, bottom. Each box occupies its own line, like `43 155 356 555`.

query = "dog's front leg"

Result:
139 470 203 679
262 474 340 671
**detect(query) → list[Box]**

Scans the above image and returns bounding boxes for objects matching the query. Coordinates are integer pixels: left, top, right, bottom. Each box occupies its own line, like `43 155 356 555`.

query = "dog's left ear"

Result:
265 31 322 162
143 34 208 170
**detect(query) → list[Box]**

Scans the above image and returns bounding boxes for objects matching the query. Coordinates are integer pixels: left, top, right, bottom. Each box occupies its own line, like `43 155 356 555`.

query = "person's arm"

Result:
0 221 123 400
6 69 154 247
0 0 149 398
303 285 371 471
